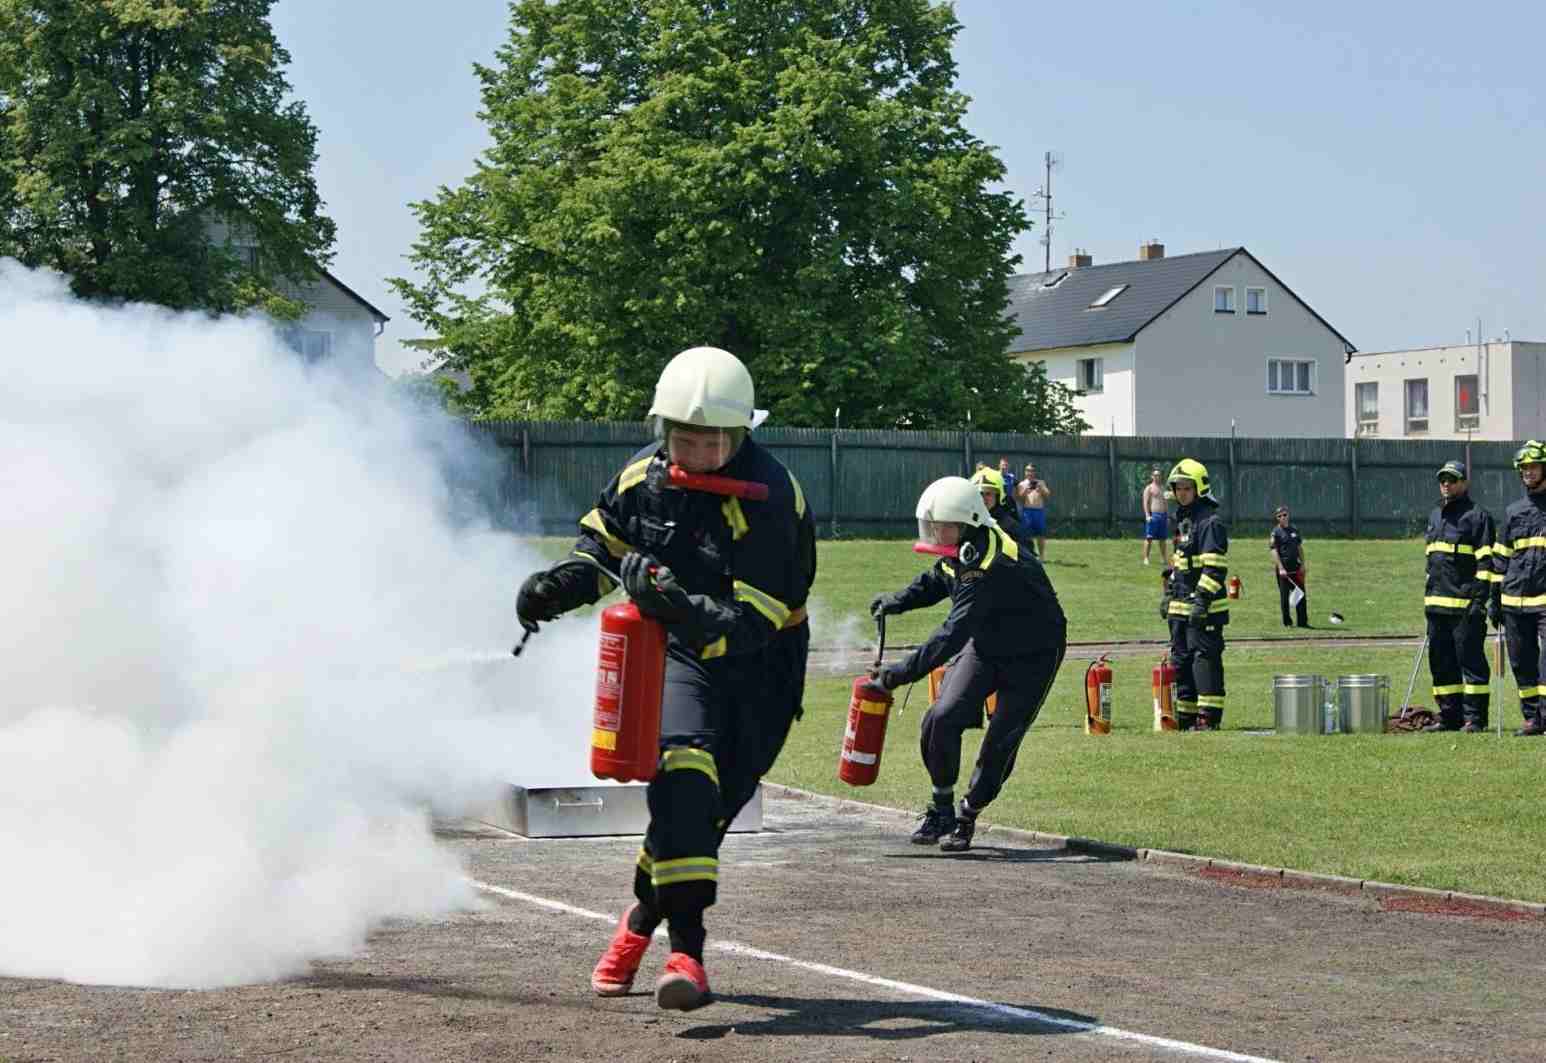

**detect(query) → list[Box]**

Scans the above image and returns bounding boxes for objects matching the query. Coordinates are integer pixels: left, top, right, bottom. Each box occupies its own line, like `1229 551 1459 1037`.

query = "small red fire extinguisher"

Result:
1084 654 1112 735
590 600 667 783
1152 653 1179 732
839 616 894 786
1227 574 1242 599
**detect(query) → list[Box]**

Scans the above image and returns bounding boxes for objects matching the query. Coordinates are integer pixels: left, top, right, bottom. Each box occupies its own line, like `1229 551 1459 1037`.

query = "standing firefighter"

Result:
1496 441 1546 736
971 466 1035 555
869 476 1067 852
1161 459 1229 730
515 347 815 1010
1421 460 1497 731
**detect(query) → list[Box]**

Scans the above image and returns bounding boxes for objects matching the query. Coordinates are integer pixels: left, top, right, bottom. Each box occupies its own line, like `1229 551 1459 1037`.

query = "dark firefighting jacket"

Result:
1494 489 1546 613
988 500 1036 556
883 524 1065 688
1423 494 1497 616
1165 497 1230 626
547 437 815 660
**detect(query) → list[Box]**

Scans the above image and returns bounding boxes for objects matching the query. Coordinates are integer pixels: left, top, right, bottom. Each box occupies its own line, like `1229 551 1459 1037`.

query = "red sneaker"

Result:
655 952 711 1011
590 905 652 997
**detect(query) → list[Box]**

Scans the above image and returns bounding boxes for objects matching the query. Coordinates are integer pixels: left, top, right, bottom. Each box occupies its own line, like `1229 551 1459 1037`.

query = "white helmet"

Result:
915 476 992 546
649 346 756 429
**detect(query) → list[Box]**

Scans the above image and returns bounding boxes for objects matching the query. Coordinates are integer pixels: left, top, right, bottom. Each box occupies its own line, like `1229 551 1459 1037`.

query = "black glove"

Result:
1188 597 1209 627
620 553 694 624
1489 597 1503 629
874 664 906 691
1466 597 1486 624
1160 596 1172 622
870 592 903 619
516 571 562 628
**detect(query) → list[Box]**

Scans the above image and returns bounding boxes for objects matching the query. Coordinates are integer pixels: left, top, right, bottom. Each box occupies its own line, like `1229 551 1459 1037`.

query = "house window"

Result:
1076 357 1104 393
1355 382 1379 435
1267 358 1314 395
282 327 333 363
1455 374 1479 431
1214 286 1236 314
1246 287 1267 315
1404 378 1429 434
1088 284 1128 308
1041 271 1069 289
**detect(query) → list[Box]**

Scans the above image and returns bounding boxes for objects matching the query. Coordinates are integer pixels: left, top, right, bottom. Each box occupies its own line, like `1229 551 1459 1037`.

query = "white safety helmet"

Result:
649 346 761 471
915 476 992 547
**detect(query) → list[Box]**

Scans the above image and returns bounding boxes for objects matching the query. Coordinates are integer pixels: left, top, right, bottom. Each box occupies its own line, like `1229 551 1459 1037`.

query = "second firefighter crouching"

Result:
1422 460 1498 732
1160 459 1229 731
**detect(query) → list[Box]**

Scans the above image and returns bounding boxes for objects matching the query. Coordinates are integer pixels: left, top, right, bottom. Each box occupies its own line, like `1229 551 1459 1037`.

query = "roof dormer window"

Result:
1087 284 1128 309
1041 271 1069 289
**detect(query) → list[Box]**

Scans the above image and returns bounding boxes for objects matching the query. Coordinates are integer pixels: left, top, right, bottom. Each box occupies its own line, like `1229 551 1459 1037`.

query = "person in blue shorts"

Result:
1016 463 1051 559
1141 467 1171 566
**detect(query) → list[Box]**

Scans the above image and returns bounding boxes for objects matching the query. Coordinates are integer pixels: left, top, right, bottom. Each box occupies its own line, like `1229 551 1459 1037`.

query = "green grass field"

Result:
524 535 1543 900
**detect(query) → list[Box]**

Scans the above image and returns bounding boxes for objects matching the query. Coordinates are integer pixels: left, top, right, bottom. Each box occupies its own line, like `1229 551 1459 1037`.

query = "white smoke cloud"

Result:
0 261 595 988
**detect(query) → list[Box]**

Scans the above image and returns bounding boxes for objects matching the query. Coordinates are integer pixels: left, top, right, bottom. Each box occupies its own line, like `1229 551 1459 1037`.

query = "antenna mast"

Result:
1029 151 1065 273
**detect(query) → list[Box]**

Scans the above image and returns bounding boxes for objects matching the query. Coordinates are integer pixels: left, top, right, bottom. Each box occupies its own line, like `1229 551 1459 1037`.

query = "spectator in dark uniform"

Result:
1269 505 1309 628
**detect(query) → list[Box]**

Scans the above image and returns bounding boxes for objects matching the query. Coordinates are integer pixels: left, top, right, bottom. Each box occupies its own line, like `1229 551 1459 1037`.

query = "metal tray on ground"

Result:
480 782 762 838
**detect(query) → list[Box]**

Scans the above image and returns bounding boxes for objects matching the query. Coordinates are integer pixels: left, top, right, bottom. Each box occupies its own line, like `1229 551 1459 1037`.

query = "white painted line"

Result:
472 880 1281 1063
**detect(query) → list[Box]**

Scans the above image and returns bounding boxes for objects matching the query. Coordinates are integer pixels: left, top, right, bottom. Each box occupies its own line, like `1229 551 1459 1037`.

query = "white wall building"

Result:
1006 244 1355 437
1345 341 1546 441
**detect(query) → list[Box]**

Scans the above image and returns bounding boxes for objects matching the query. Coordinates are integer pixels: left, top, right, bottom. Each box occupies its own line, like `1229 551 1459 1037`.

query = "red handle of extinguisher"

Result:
667 465 770 501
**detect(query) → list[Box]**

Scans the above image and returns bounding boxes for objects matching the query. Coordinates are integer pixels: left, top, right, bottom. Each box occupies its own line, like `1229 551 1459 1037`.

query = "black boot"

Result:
910 804 956 844
940 802 978 852
1177 711 1200 731
1514 714 1545 737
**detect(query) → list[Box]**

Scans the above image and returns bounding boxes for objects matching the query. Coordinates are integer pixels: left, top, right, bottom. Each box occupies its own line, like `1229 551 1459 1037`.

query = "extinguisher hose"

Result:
511 553 623 656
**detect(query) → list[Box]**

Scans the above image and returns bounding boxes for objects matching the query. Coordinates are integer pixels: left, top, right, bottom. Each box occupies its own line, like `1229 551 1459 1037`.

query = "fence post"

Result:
829 429 840 539
1349 437 1360 539
520 427 530 475
1106 436 1118 536
963 427 973 475
1226 434 1237 524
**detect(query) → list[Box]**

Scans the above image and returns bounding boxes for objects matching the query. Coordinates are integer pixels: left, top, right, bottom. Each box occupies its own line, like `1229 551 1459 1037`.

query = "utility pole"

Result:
1029 151 1064 273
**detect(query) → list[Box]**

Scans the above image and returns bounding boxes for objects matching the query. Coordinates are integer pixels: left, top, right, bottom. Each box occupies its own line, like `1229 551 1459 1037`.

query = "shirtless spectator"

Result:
1017 463 1052 560
1141 467 1171 566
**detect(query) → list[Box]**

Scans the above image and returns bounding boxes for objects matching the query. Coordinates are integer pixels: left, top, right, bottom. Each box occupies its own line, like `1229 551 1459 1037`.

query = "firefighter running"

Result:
1495 440 1546 736
869 476 1067 852
1421 460 1498 732
1160 459 1230 730
515 347 815 1011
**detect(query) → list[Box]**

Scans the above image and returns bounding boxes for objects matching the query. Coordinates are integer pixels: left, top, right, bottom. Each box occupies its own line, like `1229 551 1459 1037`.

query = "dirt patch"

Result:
1378 895 1540 923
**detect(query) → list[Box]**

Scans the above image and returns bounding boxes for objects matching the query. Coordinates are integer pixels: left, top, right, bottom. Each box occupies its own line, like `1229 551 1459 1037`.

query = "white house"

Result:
1345 340 1546 441
206 218 389 376
1006 243 1355 437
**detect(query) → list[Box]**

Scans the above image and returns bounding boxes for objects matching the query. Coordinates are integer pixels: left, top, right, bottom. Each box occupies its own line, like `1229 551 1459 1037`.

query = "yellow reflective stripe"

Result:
1167 601 1190 615
652 857 718 886
1520 685 1546 698
700 636 727 659
1502 594 1546 608
789 472 807 519
1197 574 1223 594
1431 684 1464 696
1197 695 1226 708
1477 570 1502 583
1197 552 1229 566
636 848 653 874
992 525 1020 562
618 456 652 493
661 746 719 786
1494 543 1515 557
1175 700 1198 711
1461 684 1490 695
1476 545 1494 560
1514 536 1546 550
721 495 750 540
1208 599 1229 614
734 580 791 629
579 509 630 559
941 561 957 578
982 528 1001 568
1424 596 1470 608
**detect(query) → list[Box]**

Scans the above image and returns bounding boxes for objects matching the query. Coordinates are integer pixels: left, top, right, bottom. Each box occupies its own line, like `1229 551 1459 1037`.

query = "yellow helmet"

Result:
969 466 1006 504
1513 440 1546 469
1167 458 1213 500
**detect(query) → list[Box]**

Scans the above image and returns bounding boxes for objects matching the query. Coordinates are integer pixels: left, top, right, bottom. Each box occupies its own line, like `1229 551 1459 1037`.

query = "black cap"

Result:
1436 460 1467 481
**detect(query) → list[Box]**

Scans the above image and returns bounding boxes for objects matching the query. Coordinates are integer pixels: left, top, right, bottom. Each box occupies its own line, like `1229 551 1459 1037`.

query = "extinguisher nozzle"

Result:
511 623 537 657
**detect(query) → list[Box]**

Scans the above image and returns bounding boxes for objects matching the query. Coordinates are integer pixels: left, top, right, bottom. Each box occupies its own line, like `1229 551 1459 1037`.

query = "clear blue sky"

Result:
270 1 1546 376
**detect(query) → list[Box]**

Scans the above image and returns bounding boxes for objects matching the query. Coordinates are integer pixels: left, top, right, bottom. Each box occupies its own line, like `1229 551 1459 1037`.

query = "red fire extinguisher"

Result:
1084 654 1112 735
839 616 894 786
591 600 667 783
1227 575 1242 600
1152 653 1179 732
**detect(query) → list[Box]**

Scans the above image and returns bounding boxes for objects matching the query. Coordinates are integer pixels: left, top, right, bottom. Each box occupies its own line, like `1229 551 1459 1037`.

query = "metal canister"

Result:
1272 674 1325 734
1337 674 1390 735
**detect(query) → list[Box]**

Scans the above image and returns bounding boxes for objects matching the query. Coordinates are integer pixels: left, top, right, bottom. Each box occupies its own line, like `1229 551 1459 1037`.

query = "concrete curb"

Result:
761 782 1545 919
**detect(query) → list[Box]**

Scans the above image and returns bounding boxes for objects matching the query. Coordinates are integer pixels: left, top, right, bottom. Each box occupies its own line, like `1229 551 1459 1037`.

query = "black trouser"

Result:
1168 618 1226 727
1426 611 1490 729
630 624 808 949
918 637 1066 812
1503 610 1546 725
1277 568 1308 627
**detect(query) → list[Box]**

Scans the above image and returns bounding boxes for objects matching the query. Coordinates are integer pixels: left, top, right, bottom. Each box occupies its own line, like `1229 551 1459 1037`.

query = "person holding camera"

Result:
1016 463 1052 560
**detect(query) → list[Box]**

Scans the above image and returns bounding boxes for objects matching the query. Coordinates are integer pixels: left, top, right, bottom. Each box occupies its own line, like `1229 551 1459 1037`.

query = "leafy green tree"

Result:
395 0 1084 433
0 0 334 314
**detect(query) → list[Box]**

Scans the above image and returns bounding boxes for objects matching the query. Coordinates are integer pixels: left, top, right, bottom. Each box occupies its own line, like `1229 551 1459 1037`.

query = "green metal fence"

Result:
466 420 1525 539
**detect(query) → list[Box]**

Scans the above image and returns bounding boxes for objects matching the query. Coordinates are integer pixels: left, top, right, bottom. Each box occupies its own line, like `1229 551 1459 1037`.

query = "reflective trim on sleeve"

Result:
1197 574 1223 594
636 848 654 875
734 580 792 629
1515 536 1546 550
1208 599 1229 614
1477 570 1502 583
618 457 653 494
1426 542 1476 555
721 496 750 541
1168 601 1191 616
1494 543 1516 557
580 509 631 559
651 856 719 887
1476 545 1494 560
1502 594 1546 608
700 636 728 659
661 746 719 786
1424 596 1470 608
1197 552 1229 566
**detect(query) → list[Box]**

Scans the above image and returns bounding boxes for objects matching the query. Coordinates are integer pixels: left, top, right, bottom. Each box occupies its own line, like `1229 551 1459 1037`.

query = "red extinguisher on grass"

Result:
1152 653 1179 732
839 615 894 786
1084 654 1112 735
